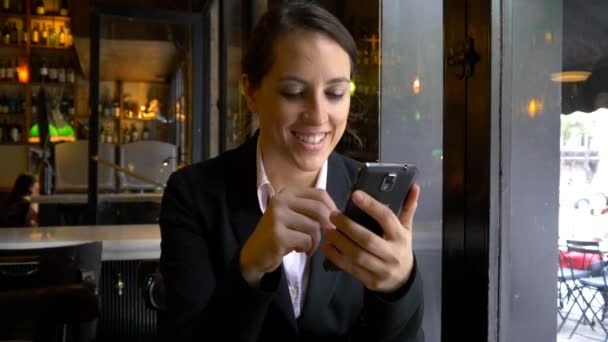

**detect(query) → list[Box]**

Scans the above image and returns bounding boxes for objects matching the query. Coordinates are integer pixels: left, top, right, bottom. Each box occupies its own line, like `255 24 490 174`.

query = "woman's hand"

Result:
321 184 420 293
240 187 337 287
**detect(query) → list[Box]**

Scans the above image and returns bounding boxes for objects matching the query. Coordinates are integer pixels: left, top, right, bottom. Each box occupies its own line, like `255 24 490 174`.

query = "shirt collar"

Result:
256 139 328 213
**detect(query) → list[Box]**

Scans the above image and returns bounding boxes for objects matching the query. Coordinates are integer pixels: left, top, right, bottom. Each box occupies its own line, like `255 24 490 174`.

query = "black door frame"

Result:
442 0 493 340
87 3 211 224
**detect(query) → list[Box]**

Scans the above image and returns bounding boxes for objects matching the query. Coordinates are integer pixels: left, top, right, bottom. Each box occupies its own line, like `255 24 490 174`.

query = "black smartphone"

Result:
323 162 418 271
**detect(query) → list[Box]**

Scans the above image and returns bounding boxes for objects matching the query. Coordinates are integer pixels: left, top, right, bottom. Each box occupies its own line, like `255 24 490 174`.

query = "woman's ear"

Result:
241 74 257 113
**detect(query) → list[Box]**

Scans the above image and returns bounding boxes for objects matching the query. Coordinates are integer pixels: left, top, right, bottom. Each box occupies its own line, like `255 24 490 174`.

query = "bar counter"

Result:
30 193 163 204
0 224 161 260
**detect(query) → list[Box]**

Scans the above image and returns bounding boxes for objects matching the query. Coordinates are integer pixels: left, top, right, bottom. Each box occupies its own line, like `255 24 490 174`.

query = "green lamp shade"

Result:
29 124 59 138
57 124 75 137
29 123 75 143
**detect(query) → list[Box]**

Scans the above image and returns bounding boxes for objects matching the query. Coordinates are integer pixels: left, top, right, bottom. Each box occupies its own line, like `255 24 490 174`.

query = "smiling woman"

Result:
242 30 351 190
159 2 423 341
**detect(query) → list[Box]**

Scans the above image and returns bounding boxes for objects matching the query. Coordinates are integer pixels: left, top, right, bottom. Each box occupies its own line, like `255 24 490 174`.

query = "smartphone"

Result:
323 162 418 271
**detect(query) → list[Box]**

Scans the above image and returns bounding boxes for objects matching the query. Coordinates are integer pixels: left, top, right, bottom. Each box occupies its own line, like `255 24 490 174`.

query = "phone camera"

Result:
380 173 397 192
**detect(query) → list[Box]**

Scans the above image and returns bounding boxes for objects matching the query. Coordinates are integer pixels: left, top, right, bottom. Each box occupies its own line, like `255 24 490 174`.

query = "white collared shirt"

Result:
255 140 328 318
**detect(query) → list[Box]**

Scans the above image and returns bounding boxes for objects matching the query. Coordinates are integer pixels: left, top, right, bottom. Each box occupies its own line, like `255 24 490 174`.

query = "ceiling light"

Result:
551 71 591 83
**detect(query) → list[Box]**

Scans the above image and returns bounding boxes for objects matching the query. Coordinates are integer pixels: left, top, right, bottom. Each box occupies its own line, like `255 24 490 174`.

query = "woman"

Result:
160 3 423 341
0 173 39 227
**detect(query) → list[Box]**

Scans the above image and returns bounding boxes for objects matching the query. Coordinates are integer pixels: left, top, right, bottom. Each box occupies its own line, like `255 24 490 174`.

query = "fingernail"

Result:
352 190 364 203
330 211 341 220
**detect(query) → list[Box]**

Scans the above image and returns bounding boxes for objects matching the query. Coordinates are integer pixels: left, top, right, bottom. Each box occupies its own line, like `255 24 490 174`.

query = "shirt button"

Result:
289 285 297 301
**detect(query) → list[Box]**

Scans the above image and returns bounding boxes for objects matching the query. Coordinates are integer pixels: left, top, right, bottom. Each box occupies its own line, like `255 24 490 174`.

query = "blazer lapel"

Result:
298 152 354 325
224 133 298 332
225 134 261 246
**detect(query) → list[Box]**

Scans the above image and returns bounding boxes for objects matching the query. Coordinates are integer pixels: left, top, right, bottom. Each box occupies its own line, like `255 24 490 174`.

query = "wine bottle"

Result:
39 59 48 82
35 0 45 15
48 26 56 47
32 23 40 45
48 59 57 82
0 60 5 80
58 25 66 46
2 23 10 45
129 124 138 142
40 23 48 46
142 124 150 140
10 22 17 45
59 0 69 16
67 67 75 83
58 59 66 83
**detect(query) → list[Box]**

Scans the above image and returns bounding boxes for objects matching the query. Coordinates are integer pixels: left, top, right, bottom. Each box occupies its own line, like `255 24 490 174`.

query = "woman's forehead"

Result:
268 31 351 78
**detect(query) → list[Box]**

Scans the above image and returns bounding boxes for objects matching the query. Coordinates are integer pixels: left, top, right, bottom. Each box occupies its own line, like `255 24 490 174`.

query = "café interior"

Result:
1 0 608 341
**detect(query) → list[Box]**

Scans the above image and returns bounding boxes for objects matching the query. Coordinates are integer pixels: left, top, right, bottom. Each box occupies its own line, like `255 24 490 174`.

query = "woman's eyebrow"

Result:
278 75 350 84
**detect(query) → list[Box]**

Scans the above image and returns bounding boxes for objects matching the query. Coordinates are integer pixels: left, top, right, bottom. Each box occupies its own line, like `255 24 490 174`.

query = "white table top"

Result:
0 224 161 261
30 193 163 204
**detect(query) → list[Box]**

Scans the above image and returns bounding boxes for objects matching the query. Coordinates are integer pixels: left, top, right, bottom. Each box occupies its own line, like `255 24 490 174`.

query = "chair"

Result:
563 240 608 339
118 141 176 191
137 260 167 338
0 241 102 342
558 242 596 332
55 140 115 192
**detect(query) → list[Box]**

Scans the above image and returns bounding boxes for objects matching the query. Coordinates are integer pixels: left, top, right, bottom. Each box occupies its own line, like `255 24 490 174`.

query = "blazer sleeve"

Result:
159 171 280 341
354 257 425 342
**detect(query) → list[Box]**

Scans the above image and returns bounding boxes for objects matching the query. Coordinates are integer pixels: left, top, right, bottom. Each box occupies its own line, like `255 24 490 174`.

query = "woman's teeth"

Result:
294 132 326 144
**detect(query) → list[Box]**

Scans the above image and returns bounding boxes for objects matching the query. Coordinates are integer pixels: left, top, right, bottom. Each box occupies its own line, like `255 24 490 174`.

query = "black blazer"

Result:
159 135 424 341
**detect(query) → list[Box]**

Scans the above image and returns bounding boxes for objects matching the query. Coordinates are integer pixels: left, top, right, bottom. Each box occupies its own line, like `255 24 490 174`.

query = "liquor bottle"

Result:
57 59 66 83
59 0 69 16
10 123 21 143
32 23 40 44
12 57 18 80
5 58 13 81
10 22 17 45
18 93 24 114
0 60 5 80
66 67 75 83
48 26 56 47
39 59 48 82
35 0 45 15
112 95 120 117
67 95 74 116
31 93 37 116
122 127 130 144
142 124 150 140
60 94 68 115
99 128 106 143
58 25 66 46
40 23 48 46
0 93 6 114
2 0 9 12
2 23 10 45
21 27 28 44
129 124 138 142
48 59 57 82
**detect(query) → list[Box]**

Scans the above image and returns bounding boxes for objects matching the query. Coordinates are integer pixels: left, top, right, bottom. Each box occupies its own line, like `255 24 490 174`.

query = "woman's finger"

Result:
320 242 383 290
398 183 420 229
283 210 323 256
348 190 402 240
323 228 386 275
286 197 335 230
329 211 392 261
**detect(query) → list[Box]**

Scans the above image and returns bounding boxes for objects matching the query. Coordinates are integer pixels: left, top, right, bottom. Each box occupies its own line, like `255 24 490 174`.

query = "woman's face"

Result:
245 31 351 174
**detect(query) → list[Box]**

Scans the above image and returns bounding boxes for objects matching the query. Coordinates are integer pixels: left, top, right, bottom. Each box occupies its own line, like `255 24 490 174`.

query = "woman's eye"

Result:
280 91 304 100
326 92 345 100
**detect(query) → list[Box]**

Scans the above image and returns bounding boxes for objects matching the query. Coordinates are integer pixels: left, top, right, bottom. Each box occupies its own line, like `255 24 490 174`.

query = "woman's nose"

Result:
302 93 328 124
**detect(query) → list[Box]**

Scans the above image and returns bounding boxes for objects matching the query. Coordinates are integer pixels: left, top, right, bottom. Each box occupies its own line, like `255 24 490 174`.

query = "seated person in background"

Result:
159 2 423 341
0 173 39 227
